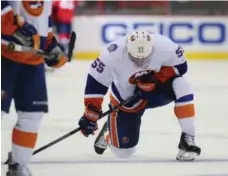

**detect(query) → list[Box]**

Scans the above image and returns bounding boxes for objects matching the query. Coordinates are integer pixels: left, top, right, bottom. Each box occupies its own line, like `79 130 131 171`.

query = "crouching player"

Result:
1 1 69 175
78 29 201 161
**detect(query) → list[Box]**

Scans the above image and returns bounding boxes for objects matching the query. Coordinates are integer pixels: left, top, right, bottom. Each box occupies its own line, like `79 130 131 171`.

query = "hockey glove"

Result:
44 36 68 68
136 74 158 100
13 15 40 50
154 66 176 83
78 105 102 137
130 70 157 100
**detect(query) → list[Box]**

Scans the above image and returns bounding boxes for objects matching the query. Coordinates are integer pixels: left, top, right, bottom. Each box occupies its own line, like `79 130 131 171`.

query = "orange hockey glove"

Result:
154 66 177 83
78 104 102 137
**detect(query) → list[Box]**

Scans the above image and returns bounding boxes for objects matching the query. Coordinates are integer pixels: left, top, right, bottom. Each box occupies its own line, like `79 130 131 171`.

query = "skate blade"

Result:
176 149 198 161
94 145 106 155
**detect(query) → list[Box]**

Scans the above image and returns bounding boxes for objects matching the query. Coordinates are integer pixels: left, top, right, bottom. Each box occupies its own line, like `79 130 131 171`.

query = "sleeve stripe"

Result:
174 61 188 76
48 15 52 27
1 6 12 15
85 74 108 95
47 16 53 32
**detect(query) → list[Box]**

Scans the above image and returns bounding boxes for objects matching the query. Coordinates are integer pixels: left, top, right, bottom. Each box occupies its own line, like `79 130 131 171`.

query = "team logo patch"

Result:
122 136 129 144
22 1 44 16
107 44 118 53
130 35 135 41
1 90 7 100
128 69 154 84
146 35 151 41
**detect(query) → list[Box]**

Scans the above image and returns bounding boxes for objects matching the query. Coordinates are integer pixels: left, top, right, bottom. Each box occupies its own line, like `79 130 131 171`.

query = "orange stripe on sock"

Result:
12 128 38 148
110 111 119 147
174 104 195 118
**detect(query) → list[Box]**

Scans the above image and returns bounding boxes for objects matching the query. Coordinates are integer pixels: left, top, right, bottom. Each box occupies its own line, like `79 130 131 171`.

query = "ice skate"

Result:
94 121 109 155
6 152 32 176
176 132 201 161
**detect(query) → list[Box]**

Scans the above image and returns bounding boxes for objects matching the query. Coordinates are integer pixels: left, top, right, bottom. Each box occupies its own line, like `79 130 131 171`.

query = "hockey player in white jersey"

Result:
1 1 69 176
78 29 201 161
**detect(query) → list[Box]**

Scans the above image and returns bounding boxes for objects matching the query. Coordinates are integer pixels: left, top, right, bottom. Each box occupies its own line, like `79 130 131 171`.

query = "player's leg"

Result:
144 76 200 161
172 77 201 161
94 109 144 158
57 22 71 52
7 63 48 176
1 57 18 116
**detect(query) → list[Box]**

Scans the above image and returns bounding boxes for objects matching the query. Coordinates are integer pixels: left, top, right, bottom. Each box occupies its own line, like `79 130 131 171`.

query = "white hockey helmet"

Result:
126 29 153 65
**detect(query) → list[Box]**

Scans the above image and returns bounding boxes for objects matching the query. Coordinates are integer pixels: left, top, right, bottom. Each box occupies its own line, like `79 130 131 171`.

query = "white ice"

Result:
1 60 228 176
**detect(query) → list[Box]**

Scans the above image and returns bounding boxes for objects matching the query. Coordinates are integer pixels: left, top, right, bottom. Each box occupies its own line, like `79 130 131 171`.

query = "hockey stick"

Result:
4 93 139 164
2 31 76 62
67 31 76 62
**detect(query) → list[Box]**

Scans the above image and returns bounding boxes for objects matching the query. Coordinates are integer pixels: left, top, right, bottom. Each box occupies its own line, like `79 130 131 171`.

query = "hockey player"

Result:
1 1 69 175
78 29 201 161
52 0 75 52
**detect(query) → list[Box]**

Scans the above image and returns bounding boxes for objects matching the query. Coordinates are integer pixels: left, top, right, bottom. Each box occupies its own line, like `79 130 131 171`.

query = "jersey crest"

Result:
22 1 44 16
128 69 154 84
107 44 118 53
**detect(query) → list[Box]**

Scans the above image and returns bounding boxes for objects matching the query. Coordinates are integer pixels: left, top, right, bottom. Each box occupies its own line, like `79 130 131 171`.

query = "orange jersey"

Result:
1 1 53 65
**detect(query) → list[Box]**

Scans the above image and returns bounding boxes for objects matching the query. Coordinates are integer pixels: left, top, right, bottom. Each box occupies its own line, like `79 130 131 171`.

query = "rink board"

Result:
72 15 228 60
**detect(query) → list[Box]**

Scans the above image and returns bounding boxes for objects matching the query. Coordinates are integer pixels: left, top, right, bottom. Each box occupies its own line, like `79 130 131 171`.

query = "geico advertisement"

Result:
100 17 228 48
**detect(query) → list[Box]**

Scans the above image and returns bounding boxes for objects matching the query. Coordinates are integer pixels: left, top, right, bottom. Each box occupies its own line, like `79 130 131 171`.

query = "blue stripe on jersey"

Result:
1 1 10 10
176 94 194 103
174 61 188 76
111 83 141 108
48 16 52 28
40 36 47 50
85 74 108 95
111 83 124 102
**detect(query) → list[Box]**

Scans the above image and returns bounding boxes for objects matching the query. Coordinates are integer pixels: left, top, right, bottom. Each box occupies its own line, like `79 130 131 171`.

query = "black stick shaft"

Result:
33 128 80 155
4 93 139 164
32 93 138 156
67 31 76 62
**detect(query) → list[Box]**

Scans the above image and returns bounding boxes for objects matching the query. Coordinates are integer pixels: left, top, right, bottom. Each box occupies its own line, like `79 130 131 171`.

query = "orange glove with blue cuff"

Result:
78 104 102 137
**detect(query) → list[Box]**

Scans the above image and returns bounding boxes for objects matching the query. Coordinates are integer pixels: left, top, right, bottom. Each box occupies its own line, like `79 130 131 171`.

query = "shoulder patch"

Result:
107 44 118 53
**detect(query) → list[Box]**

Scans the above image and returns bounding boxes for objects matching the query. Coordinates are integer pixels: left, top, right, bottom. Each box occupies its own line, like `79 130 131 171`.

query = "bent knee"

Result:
172 77 193 99
110 145 136 159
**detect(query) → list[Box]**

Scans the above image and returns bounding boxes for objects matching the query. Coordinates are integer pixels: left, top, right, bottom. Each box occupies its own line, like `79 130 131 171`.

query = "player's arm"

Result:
78 44 117 137
43 7 69 68
154 45 188 83
1 1 40 50
1 1 17 35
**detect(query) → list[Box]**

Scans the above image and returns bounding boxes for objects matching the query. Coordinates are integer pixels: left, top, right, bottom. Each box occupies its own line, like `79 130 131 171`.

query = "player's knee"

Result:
172 77 193 99
110 145 136 159
17 111 44 132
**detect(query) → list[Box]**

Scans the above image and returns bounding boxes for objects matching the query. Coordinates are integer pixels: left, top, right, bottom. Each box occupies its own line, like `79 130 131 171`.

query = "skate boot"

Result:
176 132 201 161
6 152 32 176
94 121 109 155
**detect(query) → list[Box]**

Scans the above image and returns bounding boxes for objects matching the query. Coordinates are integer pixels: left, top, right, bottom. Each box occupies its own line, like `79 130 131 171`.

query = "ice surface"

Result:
1 60 228 176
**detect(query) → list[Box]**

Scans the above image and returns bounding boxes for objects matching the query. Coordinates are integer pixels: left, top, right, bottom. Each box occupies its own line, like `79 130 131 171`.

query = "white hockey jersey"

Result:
1 0 53 65
84 34 187 111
